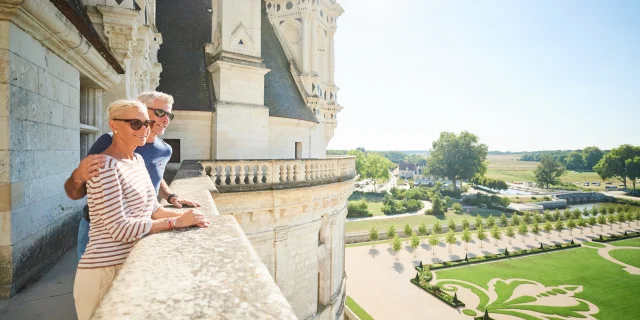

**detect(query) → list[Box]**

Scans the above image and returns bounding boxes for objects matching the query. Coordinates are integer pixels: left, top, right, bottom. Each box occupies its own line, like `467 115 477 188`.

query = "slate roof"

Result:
261 5 317 123
156 0 214 111
399 162 417 171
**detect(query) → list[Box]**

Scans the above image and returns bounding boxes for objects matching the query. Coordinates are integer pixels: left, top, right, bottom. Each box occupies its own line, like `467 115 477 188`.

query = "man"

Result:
64 91 201 261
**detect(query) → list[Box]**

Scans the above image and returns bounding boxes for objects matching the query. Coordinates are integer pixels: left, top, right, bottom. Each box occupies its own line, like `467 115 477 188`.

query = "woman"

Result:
73 100 209 320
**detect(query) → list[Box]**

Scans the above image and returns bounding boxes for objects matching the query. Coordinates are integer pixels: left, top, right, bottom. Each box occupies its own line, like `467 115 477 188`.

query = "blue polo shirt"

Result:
82 133 172 220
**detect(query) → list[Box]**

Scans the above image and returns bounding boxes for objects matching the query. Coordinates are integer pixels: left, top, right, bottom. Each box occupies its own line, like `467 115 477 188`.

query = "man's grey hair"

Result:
137 91 174 107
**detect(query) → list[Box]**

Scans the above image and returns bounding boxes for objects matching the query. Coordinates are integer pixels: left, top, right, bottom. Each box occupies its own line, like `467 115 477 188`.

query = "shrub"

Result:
347 201 370 218
403 199 423 211
452 202 462 213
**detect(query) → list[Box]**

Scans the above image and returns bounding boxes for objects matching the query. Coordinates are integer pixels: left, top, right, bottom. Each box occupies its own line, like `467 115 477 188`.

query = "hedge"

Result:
592 231 640 243
410 269 465 308
416 242 581 271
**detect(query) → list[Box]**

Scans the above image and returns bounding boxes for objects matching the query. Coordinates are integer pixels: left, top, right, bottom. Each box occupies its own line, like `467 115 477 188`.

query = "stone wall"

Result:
269 117 314 159
0 21 84 298
212 178 354 319
213 102 270 159
161 110 213 160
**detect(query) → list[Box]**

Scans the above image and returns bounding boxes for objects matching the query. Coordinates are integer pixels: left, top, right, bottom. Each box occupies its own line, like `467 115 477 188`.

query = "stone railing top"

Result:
93 161 297 320
201 156 356 193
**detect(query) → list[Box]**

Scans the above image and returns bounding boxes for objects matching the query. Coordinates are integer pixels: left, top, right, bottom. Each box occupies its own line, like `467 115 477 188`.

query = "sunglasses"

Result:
149 107 175 121
113 119 155 130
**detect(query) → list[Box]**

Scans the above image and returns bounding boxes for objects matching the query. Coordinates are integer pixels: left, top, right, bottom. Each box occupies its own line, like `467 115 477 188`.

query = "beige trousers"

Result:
73 265 122 320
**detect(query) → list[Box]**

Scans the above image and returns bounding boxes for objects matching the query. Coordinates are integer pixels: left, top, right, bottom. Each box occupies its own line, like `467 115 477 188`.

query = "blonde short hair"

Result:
136 91 174 108
107 100 148 120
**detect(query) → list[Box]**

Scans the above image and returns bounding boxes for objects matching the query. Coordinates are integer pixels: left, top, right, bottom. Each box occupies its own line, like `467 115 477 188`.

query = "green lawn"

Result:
345 208 505 233
349 193 385 216
435 248 640 320
610 238 640 247
609 249 640 268
346 296 374 320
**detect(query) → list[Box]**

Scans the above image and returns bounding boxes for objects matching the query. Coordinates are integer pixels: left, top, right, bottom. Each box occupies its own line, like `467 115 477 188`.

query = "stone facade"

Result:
0 0 161 298
212 178 353 319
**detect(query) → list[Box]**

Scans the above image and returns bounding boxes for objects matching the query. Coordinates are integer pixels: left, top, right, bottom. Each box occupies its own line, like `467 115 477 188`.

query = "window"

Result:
295 142 302 159
164 139 181 163
79 87 103 159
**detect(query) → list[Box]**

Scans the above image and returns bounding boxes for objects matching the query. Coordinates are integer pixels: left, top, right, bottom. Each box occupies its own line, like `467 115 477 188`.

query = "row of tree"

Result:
521 147 605 171
534 144 640 190
594 144 640 190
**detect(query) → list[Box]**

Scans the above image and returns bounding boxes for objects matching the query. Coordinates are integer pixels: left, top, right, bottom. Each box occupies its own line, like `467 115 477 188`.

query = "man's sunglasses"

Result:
113 119 155 130
149 108 175 121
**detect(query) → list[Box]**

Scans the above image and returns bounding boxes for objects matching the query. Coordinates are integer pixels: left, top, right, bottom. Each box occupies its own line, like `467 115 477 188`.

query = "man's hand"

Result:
72 155 107 183
169 197 202 208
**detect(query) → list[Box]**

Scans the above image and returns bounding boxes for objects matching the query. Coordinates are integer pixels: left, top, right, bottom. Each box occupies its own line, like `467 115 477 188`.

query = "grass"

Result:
349 193 385 216
345 208 505 233
346 296 374 320
609 249 640 268
485 154 620 191
582 242 606 248
435 248 640 320
610 238 640 247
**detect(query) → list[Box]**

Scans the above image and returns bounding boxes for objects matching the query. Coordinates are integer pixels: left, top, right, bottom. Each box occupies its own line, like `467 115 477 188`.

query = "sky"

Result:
328 0 640 152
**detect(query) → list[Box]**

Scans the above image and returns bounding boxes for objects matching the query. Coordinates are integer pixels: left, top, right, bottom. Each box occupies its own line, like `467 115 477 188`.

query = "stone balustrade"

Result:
93 161 297 319
201 156 356 192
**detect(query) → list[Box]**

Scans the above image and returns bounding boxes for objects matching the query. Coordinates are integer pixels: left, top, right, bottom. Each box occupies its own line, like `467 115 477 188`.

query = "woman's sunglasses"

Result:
113 119 155 130
149 108 175 121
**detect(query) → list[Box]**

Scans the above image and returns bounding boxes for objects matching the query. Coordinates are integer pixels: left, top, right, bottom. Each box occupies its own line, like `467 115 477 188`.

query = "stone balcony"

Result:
202 156 357 193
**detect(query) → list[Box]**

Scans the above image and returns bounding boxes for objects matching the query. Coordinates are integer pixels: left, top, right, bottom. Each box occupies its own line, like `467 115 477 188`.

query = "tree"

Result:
475 215 484 229
543 210 552 222
518 222 529 242
369 226 379 247
594 144 640 189
411 233 420 257
499 213 508 227
607 215 615 229
588 216 597 232
462 218 470 230
567 219 576 235
534 156 566 188
433 221 442 234
554 219 564 236
386 225 396 239
563 210 572 221
486 216 496 228
392 235 402 260
448 219 456 233
616 212 626 227
531 222 540 240
578 217 587 234
404 224 413 238
432 193 445 215
512 214 521 226
452 202 462 213
626 156 640 190
426 131 489 191
552 209 561 222
362 154 393 192
476 226 487 248
544 220 553 238
347 150 366 177
565 151 585 171
590 206 598 216
597 215 607 230
506 225 516 244
523 212 532 224
445 230 456 252
428 233 439 255
462 228 472 250
418 221 428 237
574 209 583 220
599 207 607 216
582 146 604 170
490 225 502 246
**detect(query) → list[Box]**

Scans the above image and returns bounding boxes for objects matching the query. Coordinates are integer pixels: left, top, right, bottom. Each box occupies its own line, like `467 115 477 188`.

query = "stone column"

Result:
328 29 335 85
301 11 310 74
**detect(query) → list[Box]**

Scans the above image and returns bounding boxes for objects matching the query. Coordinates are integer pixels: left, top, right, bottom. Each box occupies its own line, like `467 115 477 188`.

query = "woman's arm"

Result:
151 206 182 219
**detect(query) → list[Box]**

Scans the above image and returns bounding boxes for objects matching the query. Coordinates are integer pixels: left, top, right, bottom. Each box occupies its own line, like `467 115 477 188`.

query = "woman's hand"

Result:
175 209 210 228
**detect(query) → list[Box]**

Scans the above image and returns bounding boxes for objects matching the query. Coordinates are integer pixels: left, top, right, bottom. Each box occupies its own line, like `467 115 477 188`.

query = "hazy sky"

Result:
328 0 640 152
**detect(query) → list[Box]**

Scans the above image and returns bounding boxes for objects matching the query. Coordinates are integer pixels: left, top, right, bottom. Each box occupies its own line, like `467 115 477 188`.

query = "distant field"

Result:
485 154 620 191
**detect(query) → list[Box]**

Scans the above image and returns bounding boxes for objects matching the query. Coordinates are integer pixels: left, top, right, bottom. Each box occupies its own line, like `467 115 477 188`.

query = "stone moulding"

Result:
5 0 121 89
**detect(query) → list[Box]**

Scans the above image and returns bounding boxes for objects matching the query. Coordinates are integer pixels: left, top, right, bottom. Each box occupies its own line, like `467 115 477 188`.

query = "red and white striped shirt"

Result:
78 154 159 269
